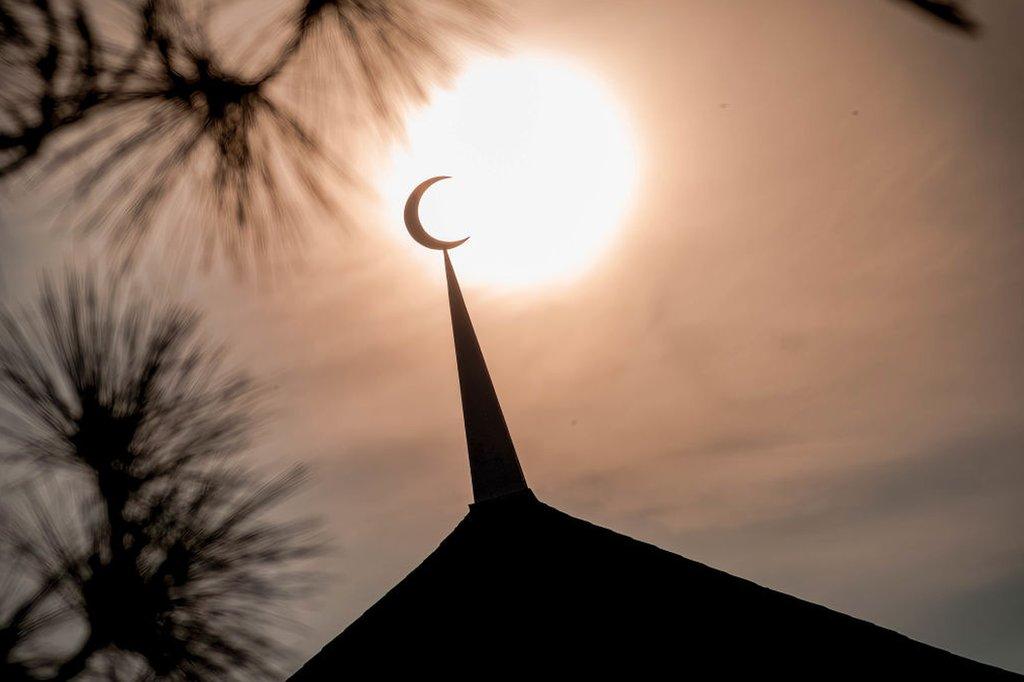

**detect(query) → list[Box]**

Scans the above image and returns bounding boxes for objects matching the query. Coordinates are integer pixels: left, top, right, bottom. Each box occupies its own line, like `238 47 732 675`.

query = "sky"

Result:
2 0 1023 674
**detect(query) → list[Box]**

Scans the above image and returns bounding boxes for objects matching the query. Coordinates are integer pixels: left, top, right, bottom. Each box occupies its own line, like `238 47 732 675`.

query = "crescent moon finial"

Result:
404 176 469 251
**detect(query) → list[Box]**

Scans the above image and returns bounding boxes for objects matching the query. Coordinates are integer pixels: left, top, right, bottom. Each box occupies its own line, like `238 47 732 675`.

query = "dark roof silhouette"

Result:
292 215 1020 678
291 490 1018 678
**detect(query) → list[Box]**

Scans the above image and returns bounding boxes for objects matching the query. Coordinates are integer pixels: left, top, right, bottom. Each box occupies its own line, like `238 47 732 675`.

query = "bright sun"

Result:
380 54 639 290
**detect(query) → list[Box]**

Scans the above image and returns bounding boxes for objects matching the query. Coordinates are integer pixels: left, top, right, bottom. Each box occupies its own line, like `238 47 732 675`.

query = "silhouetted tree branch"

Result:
0 268 322 679
0 0 502 268
892 0 979 34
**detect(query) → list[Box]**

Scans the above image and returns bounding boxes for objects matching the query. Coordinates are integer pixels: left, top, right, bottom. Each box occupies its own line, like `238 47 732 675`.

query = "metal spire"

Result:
443 251 529 502
403 176 530 503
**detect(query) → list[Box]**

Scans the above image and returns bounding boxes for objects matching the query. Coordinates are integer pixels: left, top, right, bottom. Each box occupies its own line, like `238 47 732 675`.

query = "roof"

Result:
290 491 1019 678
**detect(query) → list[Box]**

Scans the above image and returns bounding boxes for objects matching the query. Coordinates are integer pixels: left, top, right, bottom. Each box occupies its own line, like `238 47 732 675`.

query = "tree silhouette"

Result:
894 0 979 34
0 269 322 680
0 0 501 268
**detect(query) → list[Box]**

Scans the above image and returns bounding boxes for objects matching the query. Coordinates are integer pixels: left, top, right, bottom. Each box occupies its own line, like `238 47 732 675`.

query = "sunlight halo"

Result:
380 54 640 290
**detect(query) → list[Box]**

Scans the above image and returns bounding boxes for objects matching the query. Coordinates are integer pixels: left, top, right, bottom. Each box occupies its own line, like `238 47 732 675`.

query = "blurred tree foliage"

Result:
0 269 322 679
0 0 502 268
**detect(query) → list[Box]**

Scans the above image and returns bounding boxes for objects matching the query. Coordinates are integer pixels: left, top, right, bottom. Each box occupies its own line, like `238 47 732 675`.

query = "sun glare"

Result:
380 54 639 290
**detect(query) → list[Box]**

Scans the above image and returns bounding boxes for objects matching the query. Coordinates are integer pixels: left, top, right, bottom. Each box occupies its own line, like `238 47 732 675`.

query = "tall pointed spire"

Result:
443 251 529 502
403 176 529 503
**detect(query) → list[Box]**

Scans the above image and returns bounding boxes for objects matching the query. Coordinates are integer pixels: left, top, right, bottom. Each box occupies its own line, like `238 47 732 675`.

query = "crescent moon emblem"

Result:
404 176 469 251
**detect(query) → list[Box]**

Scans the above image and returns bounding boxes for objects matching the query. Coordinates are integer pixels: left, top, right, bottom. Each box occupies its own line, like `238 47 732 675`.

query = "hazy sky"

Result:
3 0 1023 674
